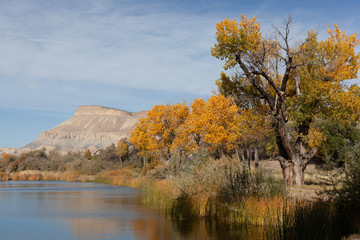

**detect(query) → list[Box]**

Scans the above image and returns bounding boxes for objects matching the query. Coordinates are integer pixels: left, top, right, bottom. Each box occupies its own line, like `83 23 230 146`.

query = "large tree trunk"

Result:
293 158 305 185
278 158 295 186
278 141 313 186
276 102 317 186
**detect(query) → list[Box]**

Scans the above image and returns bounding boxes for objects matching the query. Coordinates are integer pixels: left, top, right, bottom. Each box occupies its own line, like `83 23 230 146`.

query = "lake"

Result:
0 181 262 240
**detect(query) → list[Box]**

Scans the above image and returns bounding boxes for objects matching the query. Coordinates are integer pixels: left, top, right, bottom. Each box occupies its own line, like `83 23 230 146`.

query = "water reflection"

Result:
0 181 263 239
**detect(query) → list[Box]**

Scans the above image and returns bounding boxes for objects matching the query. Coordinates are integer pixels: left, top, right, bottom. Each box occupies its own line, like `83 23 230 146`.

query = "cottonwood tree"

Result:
174 95 239 158
130 118 152 166
201 94 239 158
130 103 190 164
180 98 207 149
212 15 360 185
117 138 129 168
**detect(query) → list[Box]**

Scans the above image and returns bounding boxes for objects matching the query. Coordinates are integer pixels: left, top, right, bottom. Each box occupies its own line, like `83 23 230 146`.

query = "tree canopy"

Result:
212 15 360 185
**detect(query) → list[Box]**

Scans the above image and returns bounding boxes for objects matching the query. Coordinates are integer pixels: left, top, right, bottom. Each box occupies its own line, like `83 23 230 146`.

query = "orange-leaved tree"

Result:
130 103 190 164
201 94 239 157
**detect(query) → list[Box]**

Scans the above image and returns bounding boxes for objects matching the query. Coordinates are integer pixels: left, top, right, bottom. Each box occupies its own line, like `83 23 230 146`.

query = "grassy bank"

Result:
93 161 289 226
86 160 360 239
3 170 95 182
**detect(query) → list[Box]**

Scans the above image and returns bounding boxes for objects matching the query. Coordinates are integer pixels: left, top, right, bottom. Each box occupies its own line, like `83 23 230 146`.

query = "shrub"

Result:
8 160 19 172
94 144 119 163
140 160 164 176
318 120 360 167
328 147 360 238
125 152 143 168
82 159 107 175
17 150 48 171
218 164 286 203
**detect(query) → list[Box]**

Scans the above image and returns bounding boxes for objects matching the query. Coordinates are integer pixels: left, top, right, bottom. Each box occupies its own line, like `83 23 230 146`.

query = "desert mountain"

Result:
25 105 147 151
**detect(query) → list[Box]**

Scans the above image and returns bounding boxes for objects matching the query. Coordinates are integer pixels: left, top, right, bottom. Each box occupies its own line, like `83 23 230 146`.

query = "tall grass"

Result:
130 158 289 227
94 166 142 187
266 199 336 240
0 171 10 181
11 170 94 182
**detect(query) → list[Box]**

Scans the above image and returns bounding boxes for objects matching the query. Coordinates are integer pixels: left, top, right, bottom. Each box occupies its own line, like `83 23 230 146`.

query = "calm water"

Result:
0 181 262 240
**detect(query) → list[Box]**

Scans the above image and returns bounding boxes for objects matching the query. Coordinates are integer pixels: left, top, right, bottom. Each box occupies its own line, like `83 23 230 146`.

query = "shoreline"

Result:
1 169 360 239
1 169 286 225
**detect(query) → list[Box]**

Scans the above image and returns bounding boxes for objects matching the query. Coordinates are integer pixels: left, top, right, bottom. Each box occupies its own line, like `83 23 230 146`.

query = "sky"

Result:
1 0 360 148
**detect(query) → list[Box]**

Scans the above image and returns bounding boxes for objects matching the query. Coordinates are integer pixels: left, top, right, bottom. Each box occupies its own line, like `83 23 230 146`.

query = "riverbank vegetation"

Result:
1 146 360 238
1 14 360 239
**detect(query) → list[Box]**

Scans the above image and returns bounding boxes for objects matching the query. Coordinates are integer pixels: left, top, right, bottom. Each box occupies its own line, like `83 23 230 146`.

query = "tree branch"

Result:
280 56 293 91
236 53 275 110
303 147 317 165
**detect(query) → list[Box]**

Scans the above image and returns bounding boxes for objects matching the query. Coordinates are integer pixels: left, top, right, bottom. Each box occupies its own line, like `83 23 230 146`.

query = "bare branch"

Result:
235 52 275 110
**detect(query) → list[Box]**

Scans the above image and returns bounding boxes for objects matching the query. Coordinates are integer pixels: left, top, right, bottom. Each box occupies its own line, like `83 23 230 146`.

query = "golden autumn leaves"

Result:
130 95 270 161
211 15 262 70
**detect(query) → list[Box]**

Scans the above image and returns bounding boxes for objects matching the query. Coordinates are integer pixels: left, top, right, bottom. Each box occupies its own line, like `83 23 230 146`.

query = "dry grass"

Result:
95 166 141 187
142 179 180 212
10 170 95 182
0 171 10 181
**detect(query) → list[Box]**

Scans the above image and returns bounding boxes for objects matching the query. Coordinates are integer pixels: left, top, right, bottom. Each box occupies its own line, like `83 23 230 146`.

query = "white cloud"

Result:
0 0 222 106
0 0 359 114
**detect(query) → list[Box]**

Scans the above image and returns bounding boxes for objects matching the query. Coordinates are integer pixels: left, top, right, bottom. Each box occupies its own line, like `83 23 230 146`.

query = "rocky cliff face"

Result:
25 106 147 151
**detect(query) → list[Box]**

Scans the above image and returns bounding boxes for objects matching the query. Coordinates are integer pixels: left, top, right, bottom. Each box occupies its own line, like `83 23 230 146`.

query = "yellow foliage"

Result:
212 15 262 70
202 94 238 152
130 94 244 159
117 140 128 158
1 153 12 162
213 15 360 165
305 127 324 149
131 103 190 161
319 25 360 82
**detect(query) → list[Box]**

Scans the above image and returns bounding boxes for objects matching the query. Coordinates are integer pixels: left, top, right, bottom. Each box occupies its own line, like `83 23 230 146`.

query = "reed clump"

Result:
142 179 180 213
28 173 43 181
12 173 29 181
0 171 10 181
127 158 289 226
95 166 142 187
43 173 60 181
59 170 94 182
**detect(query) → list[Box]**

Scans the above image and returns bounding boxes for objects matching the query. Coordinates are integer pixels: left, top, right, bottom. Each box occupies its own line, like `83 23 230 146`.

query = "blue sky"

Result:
1 0 360 148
